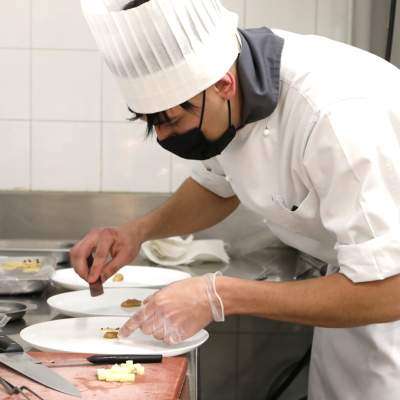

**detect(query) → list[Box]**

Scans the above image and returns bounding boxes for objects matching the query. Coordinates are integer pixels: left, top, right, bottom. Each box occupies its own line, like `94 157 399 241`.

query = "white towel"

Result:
141 235 230 266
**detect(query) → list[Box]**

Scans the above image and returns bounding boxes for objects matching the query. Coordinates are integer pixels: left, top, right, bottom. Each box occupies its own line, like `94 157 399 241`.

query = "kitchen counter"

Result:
1 282 197 400
0 247 307 400
0 192 315 399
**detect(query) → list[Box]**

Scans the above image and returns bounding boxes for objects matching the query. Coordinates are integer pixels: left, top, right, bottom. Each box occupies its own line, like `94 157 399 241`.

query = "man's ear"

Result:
214 72 236 100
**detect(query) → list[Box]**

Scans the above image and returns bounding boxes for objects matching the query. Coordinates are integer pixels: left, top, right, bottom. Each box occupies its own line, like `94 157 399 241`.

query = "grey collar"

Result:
237 28 284 126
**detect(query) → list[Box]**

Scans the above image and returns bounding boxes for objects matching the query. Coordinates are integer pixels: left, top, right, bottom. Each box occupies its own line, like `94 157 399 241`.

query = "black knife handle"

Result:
87 354 162 364
0 335 23 353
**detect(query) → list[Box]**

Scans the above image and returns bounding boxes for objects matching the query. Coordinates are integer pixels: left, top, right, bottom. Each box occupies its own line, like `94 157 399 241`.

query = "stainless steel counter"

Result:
0 192 314 399
0 283 197 400
0 247 304 400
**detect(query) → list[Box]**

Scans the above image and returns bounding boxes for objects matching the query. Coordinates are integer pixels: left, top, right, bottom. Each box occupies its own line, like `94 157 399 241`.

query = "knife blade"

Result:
0 335 81 398
87 254 104 297
43 354 163 368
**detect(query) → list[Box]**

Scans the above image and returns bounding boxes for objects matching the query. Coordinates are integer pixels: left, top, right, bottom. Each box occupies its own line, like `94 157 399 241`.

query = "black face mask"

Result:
157 91 237 160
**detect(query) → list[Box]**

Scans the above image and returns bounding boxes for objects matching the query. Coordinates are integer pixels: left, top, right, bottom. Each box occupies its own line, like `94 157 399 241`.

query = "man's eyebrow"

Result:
163 116 179 125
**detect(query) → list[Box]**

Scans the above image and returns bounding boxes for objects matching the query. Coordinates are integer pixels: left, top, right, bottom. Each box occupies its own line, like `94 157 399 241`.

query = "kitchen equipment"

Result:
44 354 162 368
87 255 103 297
0 315 11 328
20 316 209 357
47 288 156 317
0 335 80 397
0 239 73 264
0 313 11 330
52 266 191 290
0 352 188 400
0 256 56 295
0 301 37 325
0 279 46 295
0 375 45 400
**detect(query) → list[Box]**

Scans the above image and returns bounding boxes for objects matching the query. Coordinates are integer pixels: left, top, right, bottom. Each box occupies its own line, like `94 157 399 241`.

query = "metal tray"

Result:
0 256 56 295
0 301 31 321
0 239 73 264
0 280 48 295
0 301 37 327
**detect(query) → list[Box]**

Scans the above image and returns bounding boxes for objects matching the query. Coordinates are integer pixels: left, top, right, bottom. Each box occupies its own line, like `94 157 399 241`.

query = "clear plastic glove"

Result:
119 272 224 344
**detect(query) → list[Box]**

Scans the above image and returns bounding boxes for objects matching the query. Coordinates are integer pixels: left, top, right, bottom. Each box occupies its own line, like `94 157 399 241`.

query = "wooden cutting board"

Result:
0 352 188 400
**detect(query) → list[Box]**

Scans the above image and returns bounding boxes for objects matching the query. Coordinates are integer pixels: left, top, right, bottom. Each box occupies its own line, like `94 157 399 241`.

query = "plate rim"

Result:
47 288 156 317
52 265 191 290
20 316 209 357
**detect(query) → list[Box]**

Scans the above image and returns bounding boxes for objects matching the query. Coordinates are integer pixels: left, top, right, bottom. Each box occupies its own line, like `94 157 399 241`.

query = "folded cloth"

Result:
141 235 230 266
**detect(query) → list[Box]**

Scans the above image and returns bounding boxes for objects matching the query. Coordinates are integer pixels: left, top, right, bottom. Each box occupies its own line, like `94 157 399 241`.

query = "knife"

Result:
87 254 104 297
0 335 81 397
43 354 163 368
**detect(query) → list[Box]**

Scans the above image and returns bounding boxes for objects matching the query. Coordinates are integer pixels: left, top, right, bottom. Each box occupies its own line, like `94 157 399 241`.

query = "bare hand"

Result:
70 226 142 283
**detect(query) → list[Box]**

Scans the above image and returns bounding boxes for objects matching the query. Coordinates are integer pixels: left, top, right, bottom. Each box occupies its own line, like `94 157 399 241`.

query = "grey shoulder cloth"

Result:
237 27 284 125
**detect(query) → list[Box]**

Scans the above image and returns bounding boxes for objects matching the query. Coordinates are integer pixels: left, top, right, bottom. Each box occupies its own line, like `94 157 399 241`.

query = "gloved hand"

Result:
119 271 224 344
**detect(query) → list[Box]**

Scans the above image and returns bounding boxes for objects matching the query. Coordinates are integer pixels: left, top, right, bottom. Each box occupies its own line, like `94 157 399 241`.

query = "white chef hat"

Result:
81 0 240 113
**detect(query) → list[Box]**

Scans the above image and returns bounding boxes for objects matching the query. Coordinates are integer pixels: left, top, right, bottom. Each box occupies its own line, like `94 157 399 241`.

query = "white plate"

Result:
47 288 157 317
52 266 191 290
20 317 209 357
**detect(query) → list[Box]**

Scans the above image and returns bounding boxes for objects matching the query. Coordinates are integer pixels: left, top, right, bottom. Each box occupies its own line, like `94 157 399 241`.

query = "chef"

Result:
72 0 400 398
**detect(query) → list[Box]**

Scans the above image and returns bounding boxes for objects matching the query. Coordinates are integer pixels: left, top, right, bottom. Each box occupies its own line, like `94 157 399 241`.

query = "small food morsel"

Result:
97 361 145 383
112 273 124 282
101 327 119 339
121 298 142 308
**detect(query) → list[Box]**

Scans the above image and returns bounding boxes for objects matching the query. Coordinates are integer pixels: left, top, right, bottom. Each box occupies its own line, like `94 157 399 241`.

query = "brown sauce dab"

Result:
101 327 120 339
121 298 142 308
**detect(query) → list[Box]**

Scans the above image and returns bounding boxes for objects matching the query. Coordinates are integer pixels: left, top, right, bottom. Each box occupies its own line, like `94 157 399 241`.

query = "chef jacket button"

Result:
225 175 231 183
262 218 268 224
263 128 271 137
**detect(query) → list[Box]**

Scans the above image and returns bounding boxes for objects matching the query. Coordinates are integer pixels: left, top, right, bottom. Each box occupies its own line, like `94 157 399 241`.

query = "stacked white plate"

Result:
51 265 191 290
47 288 155 317
29 265 209 356
20 316 209 357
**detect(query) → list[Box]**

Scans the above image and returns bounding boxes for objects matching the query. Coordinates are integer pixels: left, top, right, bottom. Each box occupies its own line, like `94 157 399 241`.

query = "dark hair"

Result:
128 102 197 136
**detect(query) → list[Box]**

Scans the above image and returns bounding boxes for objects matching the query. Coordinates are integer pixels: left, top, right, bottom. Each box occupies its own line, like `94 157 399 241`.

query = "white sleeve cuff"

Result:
191 161 235 198
336 228 400 283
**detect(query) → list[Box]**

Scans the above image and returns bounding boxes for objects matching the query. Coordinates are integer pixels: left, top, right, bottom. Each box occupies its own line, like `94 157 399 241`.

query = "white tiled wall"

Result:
0 121 30 191
0 50 31 120
0 0 365 192
32 0 97 50
31 121 101 191
32 51 102 121
0 1 31 48
102 122 170 192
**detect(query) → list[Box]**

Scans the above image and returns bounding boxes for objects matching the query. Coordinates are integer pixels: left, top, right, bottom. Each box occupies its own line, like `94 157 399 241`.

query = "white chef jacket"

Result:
191 30 400 399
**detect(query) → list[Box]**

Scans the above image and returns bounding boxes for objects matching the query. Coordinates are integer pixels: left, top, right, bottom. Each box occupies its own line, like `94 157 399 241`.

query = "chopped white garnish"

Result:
96 362 144 383
133 363 145 376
